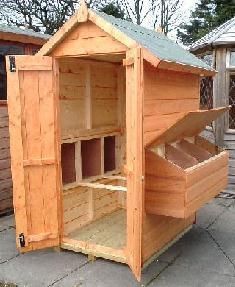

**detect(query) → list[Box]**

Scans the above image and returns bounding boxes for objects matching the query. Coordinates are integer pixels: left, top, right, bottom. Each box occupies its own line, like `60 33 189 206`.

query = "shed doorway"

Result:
58 56 127 262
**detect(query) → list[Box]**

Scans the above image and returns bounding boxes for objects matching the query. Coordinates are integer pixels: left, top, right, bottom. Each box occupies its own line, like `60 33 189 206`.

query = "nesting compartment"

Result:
145 109 229 219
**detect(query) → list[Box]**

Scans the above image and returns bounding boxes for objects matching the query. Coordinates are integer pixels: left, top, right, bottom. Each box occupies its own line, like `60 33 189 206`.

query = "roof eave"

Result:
143 48 215 76
0 30 48 46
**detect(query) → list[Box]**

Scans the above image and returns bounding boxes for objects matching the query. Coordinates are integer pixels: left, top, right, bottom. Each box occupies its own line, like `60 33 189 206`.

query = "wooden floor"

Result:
69 209 126 249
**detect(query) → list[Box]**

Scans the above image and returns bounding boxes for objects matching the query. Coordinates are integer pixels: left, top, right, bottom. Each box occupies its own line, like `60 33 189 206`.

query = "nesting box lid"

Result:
147 107 229 147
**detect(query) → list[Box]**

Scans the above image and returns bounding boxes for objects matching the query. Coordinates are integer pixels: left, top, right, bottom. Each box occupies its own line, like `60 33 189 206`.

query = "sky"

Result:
140 0 197 40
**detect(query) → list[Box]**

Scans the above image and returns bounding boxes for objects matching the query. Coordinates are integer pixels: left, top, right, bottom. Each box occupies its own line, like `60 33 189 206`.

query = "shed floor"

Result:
68 209 126 250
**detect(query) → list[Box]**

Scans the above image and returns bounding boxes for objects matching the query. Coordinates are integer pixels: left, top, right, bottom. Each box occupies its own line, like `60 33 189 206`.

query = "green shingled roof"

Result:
94 10 212 71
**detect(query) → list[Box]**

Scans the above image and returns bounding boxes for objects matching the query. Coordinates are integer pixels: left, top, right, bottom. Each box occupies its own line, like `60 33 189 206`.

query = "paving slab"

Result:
208 208 235 264
0 198 235 287
53 259 139 287
52 257 168 287
214 197 235 208
0 248 88 287
0 229 19 264
159 226 235 276
0 215 15 232
148 263 235 287
196 200 226 229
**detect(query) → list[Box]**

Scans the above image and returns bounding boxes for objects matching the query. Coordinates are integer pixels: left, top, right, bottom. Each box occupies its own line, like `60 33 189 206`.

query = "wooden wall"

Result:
0 105 12 215
142 62 199 264
59 58 120 136
63 185 124 235
51 21 127 57
143 61 200 146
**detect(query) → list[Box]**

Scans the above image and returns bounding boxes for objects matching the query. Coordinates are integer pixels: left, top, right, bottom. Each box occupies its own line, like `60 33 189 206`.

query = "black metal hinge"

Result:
18 233 25 247
9 56 16 72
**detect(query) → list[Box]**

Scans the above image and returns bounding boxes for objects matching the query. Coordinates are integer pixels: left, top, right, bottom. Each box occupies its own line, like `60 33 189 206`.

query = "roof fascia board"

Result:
142 48 215 76
158 59 216 76
142 48 161 68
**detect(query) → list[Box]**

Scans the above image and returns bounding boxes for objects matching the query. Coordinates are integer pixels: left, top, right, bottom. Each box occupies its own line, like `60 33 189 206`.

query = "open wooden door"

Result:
6 55 61 252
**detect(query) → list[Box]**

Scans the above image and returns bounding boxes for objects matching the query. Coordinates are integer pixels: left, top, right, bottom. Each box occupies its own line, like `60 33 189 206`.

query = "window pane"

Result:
200 77 213 110
230 52 235 67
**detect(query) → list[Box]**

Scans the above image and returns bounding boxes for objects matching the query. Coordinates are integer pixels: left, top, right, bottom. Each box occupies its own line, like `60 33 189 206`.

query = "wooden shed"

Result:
0 24 49 216
6 3 229 280
190 17 235 194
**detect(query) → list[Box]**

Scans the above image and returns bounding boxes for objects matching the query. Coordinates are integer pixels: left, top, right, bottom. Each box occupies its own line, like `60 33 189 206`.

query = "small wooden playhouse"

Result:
7 3 229 281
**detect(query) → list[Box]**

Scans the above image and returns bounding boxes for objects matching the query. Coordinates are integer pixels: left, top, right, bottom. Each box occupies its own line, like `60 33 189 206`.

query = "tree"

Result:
152 0 183 35
177 0 235 46
119 0 182 35
119 0 153 25
100 1 126 19
0 0 79 34
0 0 126 35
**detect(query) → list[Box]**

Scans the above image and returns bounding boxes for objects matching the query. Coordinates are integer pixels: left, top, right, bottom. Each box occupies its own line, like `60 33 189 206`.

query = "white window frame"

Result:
226 49 235 69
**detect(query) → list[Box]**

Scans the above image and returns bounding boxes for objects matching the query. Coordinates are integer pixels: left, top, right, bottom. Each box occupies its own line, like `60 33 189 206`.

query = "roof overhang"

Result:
0 31 48 46
142 48 216 76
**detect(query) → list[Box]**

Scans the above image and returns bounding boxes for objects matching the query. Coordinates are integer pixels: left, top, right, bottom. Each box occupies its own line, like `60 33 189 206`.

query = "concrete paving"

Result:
0 198 235 287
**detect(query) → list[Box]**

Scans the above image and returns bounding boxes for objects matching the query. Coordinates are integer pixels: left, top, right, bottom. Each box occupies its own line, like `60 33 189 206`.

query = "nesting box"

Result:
6 4 229 281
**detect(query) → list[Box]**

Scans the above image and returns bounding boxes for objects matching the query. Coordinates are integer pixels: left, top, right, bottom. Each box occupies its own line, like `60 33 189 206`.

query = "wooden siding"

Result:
51 21 127 57
59 58 119 137
142 62 200 263
143 62 200 146
0 105 12 215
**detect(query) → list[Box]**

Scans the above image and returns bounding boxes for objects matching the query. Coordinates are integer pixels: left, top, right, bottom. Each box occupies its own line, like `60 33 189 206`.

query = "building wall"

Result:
0 104 12 215
0 40 42 216
196 46 235 192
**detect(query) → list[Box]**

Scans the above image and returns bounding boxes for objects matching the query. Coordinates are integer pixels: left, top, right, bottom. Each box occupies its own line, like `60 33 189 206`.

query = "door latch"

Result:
18 233 25 247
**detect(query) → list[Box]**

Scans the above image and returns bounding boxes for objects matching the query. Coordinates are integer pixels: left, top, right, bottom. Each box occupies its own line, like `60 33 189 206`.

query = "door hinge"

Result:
18 233 25 247
9 56 16 72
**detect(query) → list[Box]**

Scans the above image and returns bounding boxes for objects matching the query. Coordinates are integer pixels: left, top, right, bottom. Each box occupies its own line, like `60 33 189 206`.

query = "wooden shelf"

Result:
61 126 122 143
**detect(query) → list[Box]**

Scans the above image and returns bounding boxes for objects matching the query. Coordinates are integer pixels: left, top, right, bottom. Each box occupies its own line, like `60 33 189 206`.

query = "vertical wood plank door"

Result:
6 55 61 252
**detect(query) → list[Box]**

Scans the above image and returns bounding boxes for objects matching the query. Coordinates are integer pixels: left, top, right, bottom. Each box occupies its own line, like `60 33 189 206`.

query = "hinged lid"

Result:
147 107 229 148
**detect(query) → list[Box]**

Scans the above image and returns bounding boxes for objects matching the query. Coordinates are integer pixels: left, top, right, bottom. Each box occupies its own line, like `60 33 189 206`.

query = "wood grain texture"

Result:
125 48 143 281
51 21 127 57
145 146 228 218
0 106 13 215
6 55 61 251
